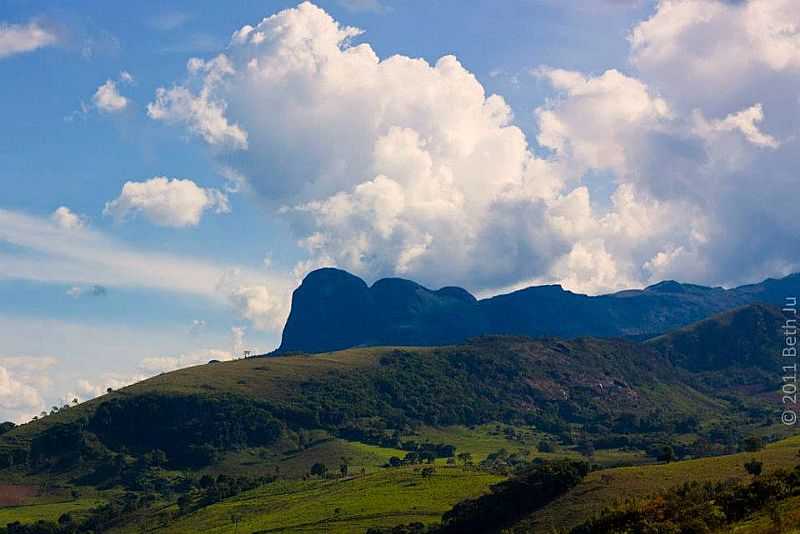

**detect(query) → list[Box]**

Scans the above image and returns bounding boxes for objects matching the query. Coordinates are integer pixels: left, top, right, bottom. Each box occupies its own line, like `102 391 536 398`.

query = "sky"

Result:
1 0 799 422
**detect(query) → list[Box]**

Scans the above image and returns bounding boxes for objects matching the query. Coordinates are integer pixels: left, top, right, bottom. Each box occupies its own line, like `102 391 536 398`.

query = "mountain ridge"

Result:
278 268 800 353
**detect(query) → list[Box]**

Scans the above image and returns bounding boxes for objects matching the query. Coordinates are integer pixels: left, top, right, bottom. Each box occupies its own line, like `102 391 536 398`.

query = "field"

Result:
208 438 409 480
148 466 502 534
0 497 105 524
525 433 800 532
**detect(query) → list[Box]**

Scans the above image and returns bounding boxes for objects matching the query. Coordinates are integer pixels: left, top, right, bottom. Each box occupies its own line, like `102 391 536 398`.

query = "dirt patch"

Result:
0 484 37 506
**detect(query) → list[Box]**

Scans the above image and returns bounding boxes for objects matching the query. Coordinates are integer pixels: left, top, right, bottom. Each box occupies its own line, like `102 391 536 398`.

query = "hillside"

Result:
1 308 796 533
2 336 720 470
521 433 800 532
278 268 800 353
646 303 785 372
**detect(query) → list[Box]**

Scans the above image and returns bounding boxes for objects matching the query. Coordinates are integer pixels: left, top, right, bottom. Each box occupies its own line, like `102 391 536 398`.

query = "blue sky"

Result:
1 0 798 422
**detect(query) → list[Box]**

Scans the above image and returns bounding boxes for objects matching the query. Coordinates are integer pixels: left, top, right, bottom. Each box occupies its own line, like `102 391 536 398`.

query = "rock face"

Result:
278 268 375 353
278 268 482 352
276 269 800 353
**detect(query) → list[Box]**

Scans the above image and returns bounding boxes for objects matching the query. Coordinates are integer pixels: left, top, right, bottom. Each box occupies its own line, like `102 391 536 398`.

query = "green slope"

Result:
152 467 502 534
520 434 800 533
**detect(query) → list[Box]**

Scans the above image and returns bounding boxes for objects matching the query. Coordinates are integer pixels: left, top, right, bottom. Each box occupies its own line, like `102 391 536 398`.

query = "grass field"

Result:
153 466 502 534
208 438 409 480
525 433 800 532
0 497 105 524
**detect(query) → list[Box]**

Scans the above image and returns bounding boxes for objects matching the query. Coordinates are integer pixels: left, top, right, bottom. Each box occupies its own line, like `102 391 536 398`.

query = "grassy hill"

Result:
151 467 502 534
522 433 800 532
0 331 796 533
646 303 785 373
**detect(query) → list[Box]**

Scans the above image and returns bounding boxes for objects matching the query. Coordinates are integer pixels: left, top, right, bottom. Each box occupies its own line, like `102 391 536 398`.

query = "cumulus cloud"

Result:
535 67 672 178
148 2 584 291
103 176 230 227
76 374 145 399
630 0 800 116
0 356 57 423
0 21 57 59
231 326 246 355
94 80 127 111
93 80 128 113
528 0 800 286
139 349 232 373
147 55 247 149
694 103 779 149
218 270 289 330
147 1 800 295
51 206 87 230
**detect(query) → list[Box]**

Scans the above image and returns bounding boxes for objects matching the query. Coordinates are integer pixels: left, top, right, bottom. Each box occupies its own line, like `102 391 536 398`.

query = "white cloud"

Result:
227 285 285 331
104 176 230 228
148 55 247 149
139 349 232 373
76 374 145 399
231 326 246 355
531 1 800 287
93 79 128 113
0 209 293 331
535 67 671 178
81 72 134 116
694 103 779 149
0 356 57 423
147 1 800 295
148 2 586 292
51 206 87 230
0 21 57 59
65 284 107 298
630 0 800 116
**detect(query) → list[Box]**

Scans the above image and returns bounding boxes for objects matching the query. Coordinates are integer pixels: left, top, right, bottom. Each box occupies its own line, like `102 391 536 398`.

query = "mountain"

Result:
646 303 786 372
278 268 800 353
277 268 480 353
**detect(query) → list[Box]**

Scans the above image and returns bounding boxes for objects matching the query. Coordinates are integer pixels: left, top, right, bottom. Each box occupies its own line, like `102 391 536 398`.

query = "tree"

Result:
457 452 473 467
404 451 420 464
421 466 435 479
310 462 328 478
577 440 595 458
420 451 436 464
538 440 555 453
151 449 168 467
743 436 764 452
230 513 243 534
744 458 763 477
658 445 675 463
388 456 402 467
